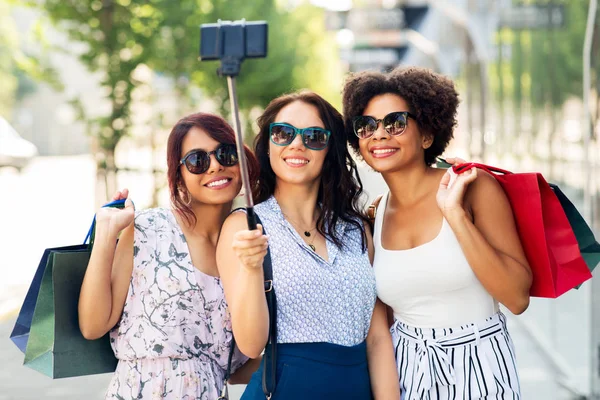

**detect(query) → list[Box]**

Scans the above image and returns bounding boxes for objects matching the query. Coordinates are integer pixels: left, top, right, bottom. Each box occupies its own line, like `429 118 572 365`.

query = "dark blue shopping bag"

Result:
9 199 126 355
9 244 88 353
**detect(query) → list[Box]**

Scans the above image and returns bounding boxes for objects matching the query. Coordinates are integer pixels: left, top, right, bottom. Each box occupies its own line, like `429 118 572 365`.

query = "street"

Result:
0 317 110 399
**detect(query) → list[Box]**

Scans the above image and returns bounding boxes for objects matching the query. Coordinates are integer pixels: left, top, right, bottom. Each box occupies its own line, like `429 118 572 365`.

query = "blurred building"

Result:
325 0 493 77
10 7 102 156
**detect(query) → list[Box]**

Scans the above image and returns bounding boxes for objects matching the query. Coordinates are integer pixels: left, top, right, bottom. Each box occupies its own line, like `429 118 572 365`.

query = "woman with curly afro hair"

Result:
343 67 532 399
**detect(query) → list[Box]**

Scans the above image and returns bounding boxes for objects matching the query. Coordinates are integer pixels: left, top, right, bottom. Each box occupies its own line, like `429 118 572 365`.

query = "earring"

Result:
181 189 192 206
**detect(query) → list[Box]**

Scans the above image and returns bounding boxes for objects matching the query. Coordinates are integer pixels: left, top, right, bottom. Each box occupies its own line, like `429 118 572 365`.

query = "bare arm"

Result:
216 212 269 358
78 193 135 340
364 223 401 399
228 357 262 385
439 169 532 314
367 300 401 399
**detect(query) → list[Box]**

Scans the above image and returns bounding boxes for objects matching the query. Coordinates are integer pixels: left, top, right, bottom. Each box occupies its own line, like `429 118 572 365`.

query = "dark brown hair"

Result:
167 112 259 226
254 91 367 249
342 66 459 166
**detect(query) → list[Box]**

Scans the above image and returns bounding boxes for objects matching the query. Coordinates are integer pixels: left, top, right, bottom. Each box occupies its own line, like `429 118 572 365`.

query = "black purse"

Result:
221 212 278 400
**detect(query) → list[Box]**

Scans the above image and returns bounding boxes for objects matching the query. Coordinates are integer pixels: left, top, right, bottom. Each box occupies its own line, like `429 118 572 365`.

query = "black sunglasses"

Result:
180 144 238 175
352 111 416 139
269 122 330 151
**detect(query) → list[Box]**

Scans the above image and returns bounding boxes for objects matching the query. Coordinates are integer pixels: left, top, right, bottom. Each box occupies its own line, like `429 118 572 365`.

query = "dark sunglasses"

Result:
180 144 238 175
352 111 416 139
269 122 330 151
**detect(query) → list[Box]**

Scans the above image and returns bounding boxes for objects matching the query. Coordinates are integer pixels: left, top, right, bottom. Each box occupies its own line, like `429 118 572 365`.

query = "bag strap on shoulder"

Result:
367 194 384 222
452 162 513 176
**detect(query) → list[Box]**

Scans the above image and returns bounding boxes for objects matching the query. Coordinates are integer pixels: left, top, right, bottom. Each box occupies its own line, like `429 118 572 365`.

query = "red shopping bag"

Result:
453 163 592 298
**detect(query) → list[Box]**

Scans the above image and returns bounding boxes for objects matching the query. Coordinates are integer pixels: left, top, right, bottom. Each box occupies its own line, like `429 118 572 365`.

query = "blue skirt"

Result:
241 341 372 400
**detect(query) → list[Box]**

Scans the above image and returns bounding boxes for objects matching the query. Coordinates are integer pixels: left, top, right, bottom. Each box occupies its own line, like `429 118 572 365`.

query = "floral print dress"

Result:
106 208 247 399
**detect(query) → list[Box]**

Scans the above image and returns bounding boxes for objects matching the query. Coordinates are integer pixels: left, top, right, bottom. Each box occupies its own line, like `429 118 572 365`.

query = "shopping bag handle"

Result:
452 162 513 176
83 199 130 245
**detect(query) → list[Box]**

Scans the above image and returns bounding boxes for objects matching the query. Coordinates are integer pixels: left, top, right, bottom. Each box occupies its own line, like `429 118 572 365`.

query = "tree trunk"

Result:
497 29 505 157
513 30 523 162
465 35 474 159
479 60 487 160
150 113 165 208
104 148 117 199
242 108 255 146
548 26 558 179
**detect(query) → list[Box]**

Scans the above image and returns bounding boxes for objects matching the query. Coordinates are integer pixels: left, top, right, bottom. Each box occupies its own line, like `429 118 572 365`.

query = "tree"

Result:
529 1 588 108
29 0 164 195
0 2 55 117
154 0 342 136
489 0 590 161
31 0 341 198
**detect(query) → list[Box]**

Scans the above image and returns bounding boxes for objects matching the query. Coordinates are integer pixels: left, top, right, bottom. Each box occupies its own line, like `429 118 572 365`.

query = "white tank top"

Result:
373 193 499 328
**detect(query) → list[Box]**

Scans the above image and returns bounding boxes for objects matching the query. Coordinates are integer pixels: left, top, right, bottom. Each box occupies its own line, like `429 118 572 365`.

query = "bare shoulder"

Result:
216 211 248 273
464 168 510 215
467 168 503 197
221 210 248 234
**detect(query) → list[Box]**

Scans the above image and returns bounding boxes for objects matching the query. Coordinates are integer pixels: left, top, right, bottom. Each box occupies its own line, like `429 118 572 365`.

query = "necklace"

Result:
282 212 318 251
305 234 317 251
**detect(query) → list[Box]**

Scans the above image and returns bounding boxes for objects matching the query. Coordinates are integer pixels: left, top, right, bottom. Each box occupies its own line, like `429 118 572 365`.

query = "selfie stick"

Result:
225 75 257 230
199 20 267 231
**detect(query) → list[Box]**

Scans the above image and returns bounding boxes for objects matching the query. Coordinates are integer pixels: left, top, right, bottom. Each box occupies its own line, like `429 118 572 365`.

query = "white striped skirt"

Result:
391 312 521 400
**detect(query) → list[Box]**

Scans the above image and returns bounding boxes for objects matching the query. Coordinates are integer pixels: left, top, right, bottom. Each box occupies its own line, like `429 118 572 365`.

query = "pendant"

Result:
309 244 316 251
304 231 311 237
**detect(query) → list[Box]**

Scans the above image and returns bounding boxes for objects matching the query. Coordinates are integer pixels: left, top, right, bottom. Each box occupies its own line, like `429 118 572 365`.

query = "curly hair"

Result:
342 66 459 166
254 90 368 250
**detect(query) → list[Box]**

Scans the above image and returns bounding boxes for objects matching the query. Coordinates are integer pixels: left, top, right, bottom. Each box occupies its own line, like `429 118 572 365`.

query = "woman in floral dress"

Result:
78 113 259 399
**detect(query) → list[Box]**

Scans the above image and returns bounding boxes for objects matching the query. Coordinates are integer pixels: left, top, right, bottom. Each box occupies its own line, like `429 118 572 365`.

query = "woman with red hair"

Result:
79 113 259 399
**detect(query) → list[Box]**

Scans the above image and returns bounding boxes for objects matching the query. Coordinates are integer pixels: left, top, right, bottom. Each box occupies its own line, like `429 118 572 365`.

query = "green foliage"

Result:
0 1 19 117
32 0 341 151
154 0 341 117
29 0 164 152
491 0 589 110
0 1 58 118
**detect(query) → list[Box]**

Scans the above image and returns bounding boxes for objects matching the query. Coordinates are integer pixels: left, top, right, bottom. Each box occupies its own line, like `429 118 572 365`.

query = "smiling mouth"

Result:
371 148 398 158
284 158 309 166
205 178 232 188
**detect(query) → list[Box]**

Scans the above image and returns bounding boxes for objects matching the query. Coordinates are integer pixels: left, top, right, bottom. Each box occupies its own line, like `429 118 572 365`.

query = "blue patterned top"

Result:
253 196 377 346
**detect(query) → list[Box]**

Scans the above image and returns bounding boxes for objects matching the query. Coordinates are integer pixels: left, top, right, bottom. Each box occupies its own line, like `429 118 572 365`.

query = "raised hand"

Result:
96 188 135 237
436 168 478 217
232 225 269 270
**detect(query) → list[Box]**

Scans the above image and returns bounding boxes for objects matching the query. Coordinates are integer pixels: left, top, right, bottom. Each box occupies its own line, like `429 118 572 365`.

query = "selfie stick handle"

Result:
227 76 257 231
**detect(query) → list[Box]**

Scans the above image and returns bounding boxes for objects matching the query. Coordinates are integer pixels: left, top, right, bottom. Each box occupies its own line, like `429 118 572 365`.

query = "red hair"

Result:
167 112 259 226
